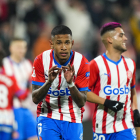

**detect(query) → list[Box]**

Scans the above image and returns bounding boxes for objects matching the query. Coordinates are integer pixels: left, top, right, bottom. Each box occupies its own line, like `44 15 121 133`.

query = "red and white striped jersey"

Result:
3 57 32 90
0 68 28 125
89 53 135 134
32 49 89 123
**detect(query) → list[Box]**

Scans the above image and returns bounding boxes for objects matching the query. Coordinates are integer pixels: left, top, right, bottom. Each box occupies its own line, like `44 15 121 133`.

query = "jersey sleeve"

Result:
74 56 89 91
32 53 45 86
89 59 99 92
131 60 136 88
12 77 29 100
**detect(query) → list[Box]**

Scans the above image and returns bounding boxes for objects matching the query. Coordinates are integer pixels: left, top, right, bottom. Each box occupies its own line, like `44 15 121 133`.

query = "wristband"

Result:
68 82 75 88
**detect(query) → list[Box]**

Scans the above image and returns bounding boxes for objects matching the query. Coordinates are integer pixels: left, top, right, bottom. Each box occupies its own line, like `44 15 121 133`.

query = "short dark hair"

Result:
100 22 122 36
51 25 72 37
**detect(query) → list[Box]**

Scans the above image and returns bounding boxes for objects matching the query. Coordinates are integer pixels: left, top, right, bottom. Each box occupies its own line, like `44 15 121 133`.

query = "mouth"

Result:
122 43 126 48
60 52 68 57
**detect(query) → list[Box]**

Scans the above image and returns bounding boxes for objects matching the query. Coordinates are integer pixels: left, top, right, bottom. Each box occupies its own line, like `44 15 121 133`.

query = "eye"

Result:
65 41 70 44
119 33 124 37
56 42 61 44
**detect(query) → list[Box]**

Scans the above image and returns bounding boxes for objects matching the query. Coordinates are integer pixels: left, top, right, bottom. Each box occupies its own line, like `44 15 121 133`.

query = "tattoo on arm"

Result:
32 84 41 91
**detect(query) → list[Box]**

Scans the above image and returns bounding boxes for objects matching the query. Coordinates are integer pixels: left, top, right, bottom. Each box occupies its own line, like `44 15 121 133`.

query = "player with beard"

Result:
87 22 140 140
32 25 125 140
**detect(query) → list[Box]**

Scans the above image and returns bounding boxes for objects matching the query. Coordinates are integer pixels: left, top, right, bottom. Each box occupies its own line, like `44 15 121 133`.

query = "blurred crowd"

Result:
0 0 140 82
1 1 140 139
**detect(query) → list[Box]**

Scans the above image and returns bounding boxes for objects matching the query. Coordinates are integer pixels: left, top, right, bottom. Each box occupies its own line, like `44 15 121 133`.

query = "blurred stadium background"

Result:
1 0 140 139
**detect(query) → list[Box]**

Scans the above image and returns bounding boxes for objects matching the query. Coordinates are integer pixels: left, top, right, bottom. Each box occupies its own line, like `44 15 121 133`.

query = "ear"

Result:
71 40 74 48
107 37 113 44
49 40 54 49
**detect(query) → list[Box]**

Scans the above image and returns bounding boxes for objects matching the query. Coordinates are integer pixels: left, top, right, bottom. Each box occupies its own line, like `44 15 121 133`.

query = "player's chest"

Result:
98 61 134 85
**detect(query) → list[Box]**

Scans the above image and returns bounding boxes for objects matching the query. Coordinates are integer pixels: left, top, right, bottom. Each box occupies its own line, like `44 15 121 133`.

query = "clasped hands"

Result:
48 64 75 84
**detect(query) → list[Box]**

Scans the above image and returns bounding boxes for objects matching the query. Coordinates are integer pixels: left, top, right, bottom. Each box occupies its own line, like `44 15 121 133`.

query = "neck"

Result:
54 52 71 65
55 56 68 65
10 55 21 63
105 49 121 62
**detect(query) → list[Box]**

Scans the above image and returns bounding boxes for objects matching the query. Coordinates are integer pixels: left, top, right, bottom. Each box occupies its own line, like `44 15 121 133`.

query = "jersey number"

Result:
0 85 8 108
94 133 105 140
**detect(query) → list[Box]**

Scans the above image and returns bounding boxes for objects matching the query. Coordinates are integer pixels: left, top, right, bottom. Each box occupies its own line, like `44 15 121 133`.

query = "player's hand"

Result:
48 65 62 83
104 99 124 112
133 109 140 127
62 64 75 84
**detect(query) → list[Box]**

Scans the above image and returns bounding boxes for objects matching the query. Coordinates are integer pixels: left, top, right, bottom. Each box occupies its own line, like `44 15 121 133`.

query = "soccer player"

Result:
87 22 140 140
3 38 37 140
32 25 124 140
0 46 29 140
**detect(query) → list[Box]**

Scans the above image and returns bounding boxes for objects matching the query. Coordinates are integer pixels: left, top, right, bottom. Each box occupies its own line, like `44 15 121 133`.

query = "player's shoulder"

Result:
122 55 136 65
2 56 11 64
34 49 52 61
0 68 15 87
73 51 89 63
90 55 102 65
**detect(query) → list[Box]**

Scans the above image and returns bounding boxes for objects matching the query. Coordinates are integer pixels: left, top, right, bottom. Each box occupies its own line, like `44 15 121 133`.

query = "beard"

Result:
114 45 127 53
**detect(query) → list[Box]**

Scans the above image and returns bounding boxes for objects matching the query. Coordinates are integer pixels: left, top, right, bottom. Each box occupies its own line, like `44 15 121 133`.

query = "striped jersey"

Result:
3 57 32 90
3 57 32 108
0 68 28 125
89 53 135 134
32 49 89 123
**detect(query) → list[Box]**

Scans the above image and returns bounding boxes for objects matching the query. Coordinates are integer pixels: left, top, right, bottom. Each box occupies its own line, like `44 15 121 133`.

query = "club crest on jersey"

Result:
126 70 132 79
32 67 36 77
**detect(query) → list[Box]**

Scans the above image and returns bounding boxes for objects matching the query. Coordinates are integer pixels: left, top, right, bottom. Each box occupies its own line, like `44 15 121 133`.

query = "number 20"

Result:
94 133 105 140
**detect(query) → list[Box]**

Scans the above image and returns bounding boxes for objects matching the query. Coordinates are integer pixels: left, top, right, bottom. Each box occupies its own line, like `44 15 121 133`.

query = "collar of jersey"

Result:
103 53 122 65
52 50 73 68
8 56 24 66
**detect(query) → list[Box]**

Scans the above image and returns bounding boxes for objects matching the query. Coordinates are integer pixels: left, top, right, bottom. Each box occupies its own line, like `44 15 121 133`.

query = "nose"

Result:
124 35 128 41
61 44 66 50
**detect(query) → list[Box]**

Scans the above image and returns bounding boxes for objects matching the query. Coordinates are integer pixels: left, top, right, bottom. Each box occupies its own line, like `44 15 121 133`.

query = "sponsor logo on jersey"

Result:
85 72 90 77
103 85 129 95
48 88 70 96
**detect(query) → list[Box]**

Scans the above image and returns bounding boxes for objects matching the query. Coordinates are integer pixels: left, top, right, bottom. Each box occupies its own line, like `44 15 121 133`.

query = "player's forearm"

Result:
69 86 87 108
32 81 52 104
87 91 105 105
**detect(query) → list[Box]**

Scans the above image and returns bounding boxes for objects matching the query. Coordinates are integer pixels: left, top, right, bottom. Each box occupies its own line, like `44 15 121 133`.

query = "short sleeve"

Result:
12 77 29 100
74 56 89 91
32 53 45 86
131 60 136 88
89 59 99 91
